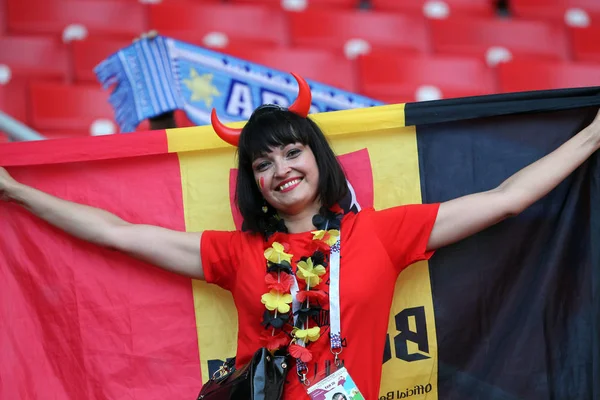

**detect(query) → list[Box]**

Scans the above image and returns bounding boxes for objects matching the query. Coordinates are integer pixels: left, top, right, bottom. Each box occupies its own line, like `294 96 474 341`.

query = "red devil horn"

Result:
288 72 312 117
210 108 242 147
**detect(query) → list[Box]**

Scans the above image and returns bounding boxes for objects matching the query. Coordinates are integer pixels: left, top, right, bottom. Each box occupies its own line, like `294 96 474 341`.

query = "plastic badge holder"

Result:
306 365 365 400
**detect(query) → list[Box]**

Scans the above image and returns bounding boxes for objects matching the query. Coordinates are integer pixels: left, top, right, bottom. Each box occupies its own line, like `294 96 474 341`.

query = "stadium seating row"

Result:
2 17 600 87
3 1 600 46
3 2 599 66
12 0 600 22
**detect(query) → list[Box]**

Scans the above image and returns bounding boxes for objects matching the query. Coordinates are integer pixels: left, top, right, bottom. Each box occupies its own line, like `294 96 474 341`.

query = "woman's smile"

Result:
276 177 303 192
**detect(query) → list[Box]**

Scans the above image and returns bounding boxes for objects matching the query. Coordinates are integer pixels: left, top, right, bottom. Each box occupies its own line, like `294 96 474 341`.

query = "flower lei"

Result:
259 207 343 371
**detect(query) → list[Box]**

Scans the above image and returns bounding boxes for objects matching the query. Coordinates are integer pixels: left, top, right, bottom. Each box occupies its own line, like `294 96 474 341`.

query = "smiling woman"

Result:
200 98 442 399
197 77 445 399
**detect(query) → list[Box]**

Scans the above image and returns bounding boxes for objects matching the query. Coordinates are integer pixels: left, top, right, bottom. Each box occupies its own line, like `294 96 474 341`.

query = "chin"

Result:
278 199 318 216
268 187 319 214
275 202 304 215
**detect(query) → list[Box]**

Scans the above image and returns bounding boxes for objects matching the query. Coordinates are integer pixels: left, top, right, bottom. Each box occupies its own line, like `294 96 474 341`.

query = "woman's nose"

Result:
274 160 291 178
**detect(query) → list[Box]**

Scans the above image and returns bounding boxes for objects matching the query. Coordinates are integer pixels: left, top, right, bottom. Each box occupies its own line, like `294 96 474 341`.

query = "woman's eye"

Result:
287 149 301 158
255 162 270 171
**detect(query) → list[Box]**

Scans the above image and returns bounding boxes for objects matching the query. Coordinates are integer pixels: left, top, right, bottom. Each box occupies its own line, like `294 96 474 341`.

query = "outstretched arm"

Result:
427 109 600 251
0 168 204 279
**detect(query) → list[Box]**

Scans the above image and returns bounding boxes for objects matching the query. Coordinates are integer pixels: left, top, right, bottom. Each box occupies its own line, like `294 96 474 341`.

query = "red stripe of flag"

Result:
0 153 201 399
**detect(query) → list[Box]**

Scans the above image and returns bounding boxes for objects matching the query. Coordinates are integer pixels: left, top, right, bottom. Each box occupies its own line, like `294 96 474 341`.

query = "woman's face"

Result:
252 142 320 216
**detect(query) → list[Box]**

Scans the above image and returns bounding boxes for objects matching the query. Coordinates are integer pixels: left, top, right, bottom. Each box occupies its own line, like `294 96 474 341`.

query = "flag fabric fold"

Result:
1 88 599 400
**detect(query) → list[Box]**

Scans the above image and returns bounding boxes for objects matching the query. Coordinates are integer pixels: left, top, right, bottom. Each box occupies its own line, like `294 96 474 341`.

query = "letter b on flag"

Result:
395 306 429 361
384 306 430 363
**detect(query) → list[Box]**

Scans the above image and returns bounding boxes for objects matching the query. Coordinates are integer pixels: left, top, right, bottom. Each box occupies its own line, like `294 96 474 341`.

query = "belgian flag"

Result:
1 87 598 399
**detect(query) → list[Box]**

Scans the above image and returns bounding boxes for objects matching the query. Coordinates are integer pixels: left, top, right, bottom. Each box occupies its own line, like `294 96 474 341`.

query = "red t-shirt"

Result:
201 203 440 399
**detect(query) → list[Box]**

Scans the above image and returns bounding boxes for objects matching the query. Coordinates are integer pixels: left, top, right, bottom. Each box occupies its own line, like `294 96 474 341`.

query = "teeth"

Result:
279 179 300 191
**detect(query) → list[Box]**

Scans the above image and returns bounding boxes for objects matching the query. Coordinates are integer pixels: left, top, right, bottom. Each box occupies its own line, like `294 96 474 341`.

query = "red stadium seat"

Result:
0 0 6 35
497 59 600 92
72 38 131 83
288 9 430 58
0 78 30 129
569 26 600 63
6 0 148 40
149 3 289 47
430 16 570 65
0 36 70 80
223 46 357 91
510 0 600 27
230 0 359 10
371 0 496 18
357 52 497 103
28 82 118 136
35 128 96 139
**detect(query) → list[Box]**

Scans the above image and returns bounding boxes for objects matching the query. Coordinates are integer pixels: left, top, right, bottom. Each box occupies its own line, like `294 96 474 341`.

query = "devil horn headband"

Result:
210 72 312 147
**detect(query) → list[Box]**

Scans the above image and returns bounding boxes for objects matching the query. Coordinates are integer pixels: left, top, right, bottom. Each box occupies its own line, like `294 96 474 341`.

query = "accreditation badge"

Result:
306 366 364 400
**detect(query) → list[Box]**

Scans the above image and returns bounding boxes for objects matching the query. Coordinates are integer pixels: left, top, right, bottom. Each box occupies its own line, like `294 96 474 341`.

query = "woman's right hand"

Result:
132 30 158 43
0 167 19 201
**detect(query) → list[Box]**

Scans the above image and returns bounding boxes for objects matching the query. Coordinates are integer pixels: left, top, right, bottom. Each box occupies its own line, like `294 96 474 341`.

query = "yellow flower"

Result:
297 258 326 287
311 229 340 246
293 326 321 343
261 290 293 314
264 242 292 264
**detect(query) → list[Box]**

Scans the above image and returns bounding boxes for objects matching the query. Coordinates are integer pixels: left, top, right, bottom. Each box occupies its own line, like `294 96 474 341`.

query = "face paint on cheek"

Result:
257 177 264 191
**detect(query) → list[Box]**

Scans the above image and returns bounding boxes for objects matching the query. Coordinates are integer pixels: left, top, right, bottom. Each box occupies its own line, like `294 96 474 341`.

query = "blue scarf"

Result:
94 35 384 133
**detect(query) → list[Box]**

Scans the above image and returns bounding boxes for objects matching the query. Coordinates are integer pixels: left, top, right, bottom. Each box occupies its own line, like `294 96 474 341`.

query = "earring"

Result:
262 201 268 214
